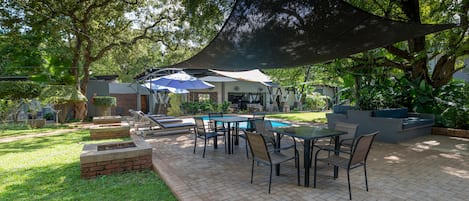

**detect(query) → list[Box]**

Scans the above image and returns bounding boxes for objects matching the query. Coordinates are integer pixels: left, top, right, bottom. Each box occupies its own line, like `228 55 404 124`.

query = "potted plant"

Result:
93 96 117 116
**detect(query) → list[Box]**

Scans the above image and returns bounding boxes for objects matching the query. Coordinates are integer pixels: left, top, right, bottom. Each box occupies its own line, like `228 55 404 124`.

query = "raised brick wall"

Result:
81 155 152 179
89 124 130 140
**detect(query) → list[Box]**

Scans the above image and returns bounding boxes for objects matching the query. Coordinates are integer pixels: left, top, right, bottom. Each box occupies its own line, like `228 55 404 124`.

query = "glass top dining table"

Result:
272 126 346 187
210 117 249 154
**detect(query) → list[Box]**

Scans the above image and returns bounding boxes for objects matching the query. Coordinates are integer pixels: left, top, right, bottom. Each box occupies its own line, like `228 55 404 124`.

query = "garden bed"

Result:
80 140 153 179
28 119 46 128
432 127 469 139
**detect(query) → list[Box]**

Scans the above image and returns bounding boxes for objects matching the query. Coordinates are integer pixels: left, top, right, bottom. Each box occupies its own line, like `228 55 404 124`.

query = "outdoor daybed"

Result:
327 107 434 143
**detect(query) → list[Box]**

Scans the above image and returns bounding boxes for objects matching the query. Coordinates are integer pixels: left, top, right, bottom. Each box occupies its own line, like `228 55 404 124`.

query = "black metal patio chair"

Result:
313 131 379 200
245 131 300 193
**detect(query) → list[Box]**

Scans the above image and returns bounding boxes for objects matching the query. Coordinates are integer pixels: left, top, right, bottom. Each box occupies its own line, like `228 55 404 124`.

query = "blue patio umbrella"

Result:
149 71 214 90
141 82 189 94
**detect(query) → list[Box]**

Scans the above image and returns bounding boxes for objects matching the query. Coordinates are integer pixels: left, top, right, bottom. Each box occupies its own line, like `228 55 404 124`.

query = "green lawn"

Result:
0 123 71 138
0 128 176 201
266 111 328 123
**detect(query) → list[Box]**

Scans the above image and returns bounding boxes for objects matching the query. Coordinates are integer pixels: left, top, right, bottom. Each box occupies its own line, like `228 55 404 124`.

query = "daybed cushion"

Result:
402 117 434 130
333 105 357 115
161 122 195 129
373 108 408 118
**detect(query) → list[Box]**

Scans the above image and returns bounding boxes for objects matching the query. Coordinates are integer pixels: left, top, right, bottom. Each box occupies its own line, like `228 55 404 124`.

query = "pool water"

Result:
201 116 290 128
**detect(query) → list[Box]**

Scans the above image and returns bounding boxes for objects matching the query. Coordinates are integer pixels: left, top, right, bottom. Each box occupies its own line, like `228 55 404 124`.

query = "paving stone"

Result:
145 132 469 201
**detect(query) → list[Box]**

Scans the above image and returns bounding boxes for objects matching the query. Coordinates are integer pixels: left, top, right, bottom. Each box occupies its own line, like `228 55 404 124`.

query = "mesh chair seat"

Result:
193 117 225 158
314 131 379 200
246 131 300 193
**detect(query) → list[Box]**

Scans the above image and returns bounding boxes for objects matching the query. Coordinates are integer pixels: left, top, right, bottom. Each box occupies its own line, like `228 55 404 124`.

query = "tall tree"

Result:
2 0 232 119
5 0 180 119
345 0 468 88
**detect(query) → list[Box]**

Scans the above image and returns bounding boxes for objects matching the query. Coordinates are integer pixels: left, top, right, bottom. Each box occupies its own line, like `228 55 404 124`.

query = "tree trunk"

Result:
431 55 456 88
74 60 91 120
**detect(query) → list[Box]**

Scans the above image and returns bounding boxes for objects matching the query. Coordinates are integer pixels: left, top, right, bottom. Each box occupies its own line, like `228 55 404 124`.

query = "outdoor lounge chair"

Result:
138 115 195 136
245 131 300 193
129 109 181 128
314 131 379 200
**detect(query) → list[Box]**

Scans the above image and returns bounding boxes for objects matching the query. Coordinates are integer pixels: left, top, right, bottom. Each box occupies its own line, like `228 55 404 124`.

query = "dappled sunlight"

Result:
383 155 405 163
439 153 464 160
176 135 192 142
422 140 440 146
441 166 469 179
409 140 440 152
455 144 467 151
450 137 469 142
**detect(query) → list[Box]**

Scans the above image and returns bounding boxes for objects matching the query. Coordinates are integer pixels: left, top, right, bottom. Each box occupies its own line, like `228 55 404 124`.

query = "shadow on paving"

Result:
147 133 469 201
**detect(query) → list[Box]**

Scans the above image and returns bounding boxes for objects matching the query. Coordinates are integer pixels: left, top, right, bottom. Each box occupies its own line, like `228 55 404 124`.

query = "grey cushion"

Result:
402 117 434 129
373 108 408 118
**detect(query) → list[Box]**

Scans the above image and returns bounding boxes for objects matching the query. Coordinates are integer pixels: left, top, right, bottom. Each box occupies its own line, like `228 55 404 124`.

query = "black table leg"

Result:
214 137 218 149
227 122 232 154
333 135 340 178
234 122 240 145
304 139 311 187
275 132 281 176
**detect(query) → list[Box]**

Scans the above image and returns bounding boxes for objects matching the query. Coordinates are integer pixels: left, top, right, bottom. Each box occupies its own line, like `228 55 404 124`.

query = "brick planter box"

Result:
28 119 46 128
80 140 153 179
89 124 130 140
93 116 122 124
432 127 469 139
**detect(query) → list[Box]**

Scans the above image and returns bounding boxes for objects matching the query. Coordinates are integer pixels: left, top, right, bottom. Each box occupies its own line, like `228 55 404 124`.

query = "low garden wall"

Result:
432 127 469 139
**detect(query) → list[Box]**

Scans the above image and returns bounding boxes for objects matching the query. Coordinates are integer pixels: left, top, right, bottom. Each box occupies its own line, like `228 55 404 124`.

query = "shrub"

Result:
0 81 42 122
433 81 469 129
182 102 200 115
0 81 41 100
92 96 117 107
167 94 183 116
304 92 328 111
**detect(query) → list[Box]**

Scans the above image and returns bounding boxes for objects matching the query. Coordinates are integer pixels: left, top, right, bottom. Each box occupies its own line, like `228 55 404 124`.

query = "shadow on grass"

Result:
0 161 176 201
0 130 88 155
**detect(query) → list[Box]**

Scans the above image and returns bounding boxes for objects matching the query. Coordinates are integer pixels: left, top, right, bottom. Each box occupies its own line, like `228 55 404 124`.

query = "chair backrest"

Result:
194 117 206 136
253 112 266 120
254 119 275 144
208 112 223 118
334 122 359 140
208 112 224 130
245 131 271 163
136 111 147 121
349 131 379 166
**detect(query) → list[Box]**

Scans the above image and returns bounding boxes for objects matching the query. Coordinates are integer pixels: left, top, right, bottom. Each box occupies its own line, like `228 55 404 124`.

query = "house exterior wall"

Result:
190 80 297 111
109 93 137 116
87 80 110 117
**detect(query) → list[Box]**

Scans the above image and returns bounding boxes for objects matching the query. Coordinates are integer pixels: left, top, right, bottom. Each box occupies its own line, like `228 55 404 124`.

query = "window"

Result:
198 94 210 102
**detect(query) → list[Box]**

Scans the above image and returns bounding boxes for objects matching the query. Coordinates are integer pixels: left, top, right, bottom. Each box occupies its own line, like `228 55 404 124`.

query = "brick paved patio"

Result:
142 128 469 201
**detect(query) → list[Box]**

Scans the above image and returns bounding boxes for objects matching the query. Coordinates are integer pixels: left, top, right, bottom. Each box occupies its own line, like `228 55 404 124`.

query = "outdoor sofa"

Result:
326 107 434 143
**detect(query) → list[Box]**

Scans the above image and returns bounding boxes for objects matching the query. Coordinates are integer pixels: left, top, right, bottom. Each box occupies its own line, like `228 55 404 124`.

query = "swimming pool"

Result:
200 116 290 128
